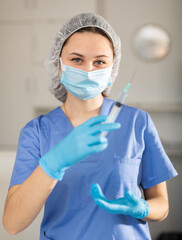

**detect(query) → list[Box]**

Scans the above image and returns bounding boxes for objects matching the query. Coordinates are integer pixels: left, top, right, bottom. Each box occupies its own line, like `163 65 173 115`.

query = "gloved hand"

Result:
39 115 120 180
91 183 150 219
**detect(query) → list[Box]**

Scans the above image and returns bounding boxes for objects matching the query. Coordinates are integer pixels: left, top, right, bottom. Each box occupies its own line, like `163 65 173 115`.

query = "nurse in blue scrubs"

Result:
3 13 177 240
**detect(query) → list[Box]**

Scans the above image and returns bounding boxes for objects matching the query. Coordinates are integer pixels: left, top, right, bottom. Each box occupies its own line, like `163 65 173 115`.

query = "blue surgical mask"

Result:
60 59 112 100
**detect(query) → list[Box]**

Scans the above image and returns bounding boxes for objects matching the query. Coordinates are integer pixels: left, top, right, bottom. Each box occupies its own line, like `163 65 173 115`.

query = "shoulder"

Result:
106 98 149 124
123 104 146 115
122 105 160 139
121 104 148 122
22 107 61 134
106 97 146 116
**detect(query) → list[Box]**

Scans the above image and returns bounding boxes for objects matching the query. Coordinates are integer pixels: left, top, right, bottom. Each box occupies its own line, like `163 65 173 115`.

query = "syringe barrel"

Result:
106 102 122 123
101 102 122 137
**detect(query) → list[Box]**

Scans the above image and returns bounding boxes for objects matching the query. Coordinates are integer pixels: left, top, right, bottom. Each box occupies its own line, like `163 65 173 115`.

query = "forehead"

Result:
62 31 114 55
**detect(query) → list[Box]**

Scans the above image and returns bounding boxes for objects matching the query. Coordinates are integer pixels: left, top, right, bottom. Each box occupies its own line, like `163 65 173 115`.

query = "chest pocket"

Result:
114 156 142 198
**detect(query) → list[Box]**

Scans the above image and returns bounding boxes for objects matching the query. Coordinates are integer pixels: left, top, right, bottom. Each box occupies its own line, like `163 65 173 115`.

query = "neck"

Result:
62 93 104 126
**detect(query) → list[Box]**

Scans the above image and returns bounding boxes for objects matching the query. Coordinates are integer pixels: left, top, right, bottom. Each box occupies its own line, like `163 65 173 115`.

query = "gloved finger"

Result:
90 122 121 135
81 115 108 127
90 142 108 153
125 190 139 204
87 135 108 146
91 183 106 200
93 198 128 214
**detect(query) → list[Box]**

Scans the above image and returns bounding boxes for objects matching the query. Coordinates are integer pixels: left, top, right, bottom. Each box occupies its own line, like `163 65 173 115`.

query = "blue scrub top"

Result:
9 98 177 240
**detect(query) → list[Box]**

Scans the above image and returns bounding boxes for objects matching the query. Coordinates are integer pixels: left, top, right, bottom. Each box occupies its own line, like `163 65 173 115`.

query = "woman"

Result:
3 13 177 240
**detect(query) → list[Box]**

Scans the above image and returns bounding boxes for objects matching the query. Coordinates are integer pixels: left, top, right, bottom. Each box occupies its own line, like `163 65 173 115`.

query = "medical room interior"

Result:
0 0 181 239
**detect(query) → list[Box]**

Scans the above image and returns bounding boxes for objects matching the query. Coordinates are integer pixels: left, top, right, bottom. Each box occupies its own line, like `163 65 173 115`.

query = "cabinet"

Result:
0 0 97 20
0 25 33 146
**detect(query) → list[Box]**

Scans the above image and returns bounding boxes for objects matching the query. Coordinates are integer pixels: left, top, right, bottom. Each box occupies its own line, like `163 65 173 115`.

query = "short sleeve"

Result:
9 118 41 188
141 112 178 189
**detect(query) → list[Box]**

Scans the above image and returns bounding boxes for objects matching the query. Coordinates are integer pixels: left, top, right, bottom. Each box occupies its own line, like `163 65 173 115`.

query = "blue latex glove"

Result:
91 183 150 219
39 115 120 180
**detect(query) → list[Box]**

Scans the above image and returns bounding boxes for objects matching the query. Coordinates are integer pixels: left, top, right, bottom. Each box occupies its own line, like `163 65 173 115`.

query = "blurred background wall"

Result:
0 0 181 239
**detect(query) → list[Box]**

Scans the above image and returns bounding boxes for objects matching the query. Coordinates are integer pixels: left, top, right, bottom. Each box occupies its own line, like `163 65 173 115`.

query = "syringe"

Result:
101 71 136 137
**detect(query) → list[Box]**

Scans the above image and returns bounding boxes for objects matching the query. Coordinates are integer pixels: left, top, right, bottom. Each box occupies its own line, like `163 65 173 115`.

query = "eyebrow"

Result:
69 52 109 58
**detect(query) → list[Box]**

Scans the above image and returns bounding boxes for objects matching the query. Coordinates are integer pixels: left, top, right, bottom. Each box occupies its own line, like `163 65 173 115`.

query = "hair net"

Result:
45 12 121 103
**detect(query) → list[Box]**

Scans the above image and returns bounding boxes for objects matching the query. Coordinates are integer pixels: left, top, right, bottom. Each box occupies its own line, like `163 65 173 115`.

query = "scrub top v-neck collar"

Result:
57 97 114 129
99 97 114 116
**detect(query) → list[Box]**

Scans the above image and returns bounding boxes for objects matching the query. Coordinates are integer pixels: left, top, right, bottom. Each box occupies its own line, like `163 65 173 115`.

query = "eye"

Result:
95 60 105 65
72 58 82 63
